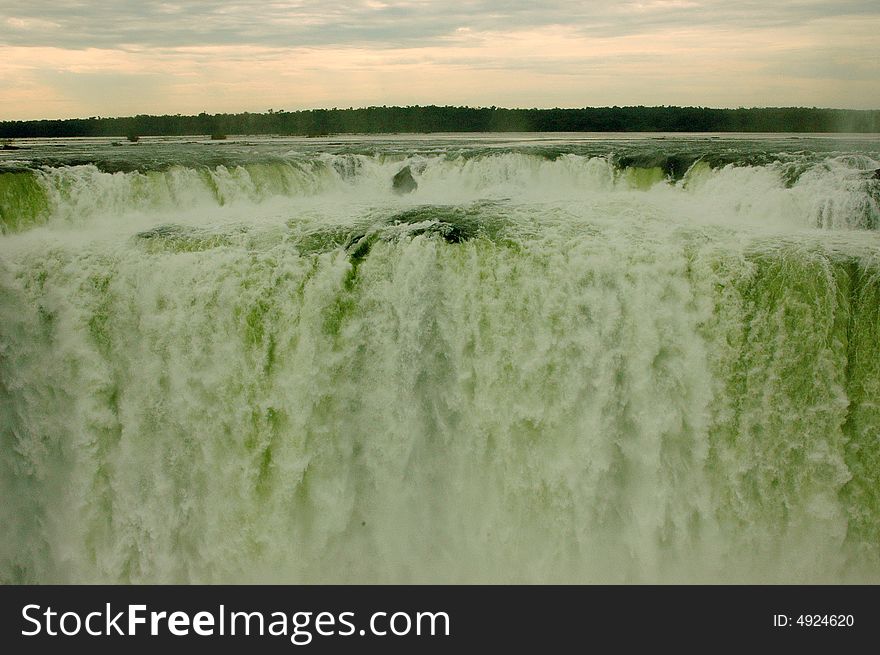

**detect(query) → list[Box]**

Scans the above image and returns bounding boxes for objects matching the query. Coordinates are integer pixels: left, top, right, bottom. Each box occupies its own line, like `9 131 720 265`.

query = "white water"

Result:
4 149 876 234
1 136 879 583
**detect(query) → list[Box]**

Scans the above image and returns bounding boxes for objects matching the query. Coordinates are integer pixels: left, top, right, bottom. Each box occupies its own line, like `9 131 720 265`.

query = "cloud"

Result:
0 2 878 118
1 1 876 49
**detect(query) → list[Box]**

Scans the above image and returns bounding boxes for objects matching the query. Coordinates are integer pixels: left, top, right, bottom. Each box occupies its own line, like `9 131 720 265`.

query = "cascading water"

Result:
1 134 879 583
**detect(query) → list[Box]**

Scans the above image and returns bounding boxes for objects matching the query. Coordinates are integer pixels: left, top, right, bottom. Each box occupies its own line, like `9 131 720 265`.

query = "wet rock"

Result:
392 165 417 194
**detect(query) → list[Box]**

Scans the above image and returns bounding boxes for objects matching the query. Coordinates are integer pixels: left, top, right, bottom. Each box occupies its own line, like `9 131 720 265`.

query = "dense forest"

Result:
2 105 878 138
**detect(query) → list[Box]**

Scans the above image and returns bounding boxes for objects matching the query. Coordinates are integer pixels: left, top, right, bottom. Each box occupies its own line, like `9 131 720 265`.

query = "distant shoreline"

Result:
2 105 879 138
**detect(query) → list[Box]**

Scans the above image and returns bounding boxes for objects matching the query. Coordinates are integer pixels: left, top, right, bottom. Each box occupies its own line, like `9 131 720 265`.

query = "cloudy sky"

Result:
1 1 878 119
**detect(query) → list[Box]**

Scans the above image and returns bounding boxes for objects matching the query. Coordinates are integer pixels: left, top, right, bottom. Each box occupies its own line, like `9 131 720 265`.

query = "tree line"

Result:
2 105 878 138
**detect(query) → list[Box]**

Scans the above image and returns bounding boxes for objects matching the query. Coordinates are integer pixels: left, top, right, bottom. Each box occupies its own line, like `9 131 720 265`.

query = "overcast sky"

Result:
2 1 878 119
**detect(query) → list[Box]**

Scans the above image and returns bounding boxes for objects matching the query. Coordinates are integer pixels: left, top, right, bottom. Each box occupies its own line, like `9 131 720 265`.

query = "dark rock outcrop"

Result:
392 166 417 194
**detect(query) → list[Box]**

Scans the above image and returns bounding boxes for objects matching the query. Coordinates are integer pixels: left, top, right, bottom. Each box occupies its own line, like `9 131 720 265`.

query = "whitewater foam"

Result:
1 135 879 583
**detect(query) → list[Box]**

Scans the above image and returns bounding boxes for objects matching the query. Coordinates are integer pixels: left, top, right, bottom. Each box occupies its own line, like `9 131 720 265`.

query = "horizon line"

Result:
3 104 880 124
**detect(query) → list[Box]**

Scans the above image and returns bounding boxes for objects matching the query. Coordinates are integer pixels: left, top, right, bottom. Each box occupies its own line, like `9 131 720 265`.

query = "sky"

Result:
1 1 879 120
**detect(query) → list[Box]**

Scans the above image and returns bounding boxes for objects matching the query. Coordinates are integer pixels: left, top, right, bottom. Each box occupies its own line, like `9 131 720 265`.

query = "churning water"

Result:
1 133 879 583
